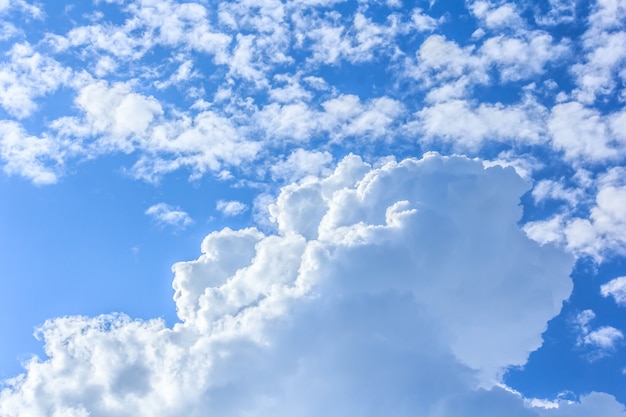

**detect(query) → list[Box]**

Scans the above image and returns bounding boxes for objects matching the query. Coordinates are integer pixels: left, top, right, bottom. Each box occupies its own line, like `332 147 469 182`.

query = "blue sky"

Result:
1 0 626 415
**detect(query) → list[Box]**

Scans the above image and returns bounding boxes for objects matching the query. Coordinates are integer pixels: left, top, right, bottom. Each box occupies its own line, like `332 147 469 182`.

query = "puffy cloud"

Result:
408 29 569 94
524 168 626 260
0 120 76 184
1 154 581 415
601 276 626 306
532 179 582 206
468 1 525 30
0 43 71 118
56 80 164 153
548 102 626 163
270 148 333 182
574 309 623 357
571 0 626 103
320 94 405 141
145 203 193 228
415 98 547 149
480 32 569 82
584 327 624 350
130 109 260 182
59 0 231 63
216 200 248 216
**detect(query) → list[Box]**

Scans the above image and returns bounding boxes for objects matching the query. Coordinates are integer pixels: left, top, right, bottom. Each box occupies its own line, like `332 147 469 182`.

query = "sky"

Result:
1 0 626 415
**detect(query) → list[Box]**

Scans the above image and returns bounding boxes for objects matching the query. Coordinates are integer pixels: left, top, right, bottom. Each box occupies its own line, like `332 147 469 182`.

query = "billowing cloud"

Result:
2 0 626 415
0 154 581 416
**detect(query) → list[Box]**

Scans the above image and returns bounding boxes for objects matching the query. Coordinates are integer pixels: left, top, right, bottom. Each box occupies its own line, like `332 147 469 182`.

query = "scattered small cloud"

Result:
216 199 248 217
601 276 626 307
574 309 623 359
145 203 193 229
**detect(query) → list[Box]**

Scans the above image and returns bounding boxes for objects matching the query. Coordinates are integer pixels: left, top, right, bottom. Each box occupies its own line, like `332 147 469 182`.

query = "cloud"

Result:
0 120 74 184
548 102 626 163
145 203 193 228
531 179 582 206
601 276 626 306
270 148 333 182
536 392 626 417
1 153 581 416
0 0 42 18
53 80 164 154
584 327 624 350
524 168 626 260
571 0 626 103
0 42 71 118
574 309 623 357
415 97 547 149
468 1 525 30
216 200 248 216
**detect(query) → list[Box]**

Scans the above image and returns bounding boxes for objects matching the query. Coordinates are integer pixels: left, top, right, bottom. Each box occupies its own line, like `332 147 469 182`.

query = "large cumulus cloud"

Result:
3 153 621 416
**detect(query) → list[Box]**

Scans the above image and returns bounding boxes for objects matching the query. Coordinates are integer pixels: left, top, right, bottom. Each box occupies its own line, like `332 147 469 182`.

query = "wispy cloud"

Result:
145 203 193 228
601 276 626 307
216 199 247 216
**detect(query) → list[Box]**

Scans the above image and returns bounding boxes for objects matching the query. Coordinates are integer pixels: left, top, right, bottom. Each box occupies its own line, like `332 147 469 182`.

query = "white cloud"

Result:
1 154 580 416
574 309 623 356
270 148 333 182
0 0 42 18
216 200 248 216
0 120 75 184
601 276 626 306
0 43 71 118
532 179 582 206
571 0 626 103
320 94 405 141
548 102 626 163
145 203 193 228
468 1 525 29
536 392 626 417
411 8 441 31
584 326 624 350
524 169 626 260
58 80 164 153
534 0 577 25
131 110 260 182
408 29 569 94
60 0 231 64
480 32 570 82
416 98 547 149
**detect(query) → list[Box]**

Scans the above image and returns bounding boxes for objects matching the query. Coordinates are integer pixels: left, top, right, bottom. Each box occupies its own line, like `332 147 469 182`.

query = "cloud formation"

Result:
145 203 193 228
602 276 626 307
2 0 626 414
1 154 585 416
